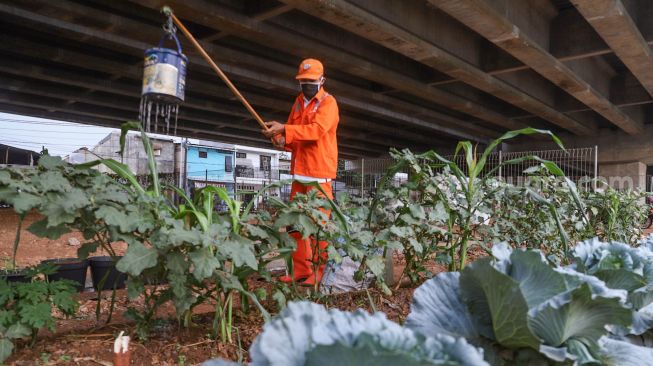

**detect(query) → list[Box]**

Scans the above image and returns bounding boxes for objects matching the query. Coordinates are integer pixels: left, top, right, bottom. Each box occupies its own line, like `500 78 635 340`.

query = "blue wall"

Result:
186 145 235 183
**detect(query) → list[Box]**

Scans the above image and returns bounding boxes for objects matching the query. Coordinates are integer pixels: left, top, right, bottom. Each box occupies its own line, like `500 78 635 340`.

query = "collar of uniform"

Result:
300 87 326 109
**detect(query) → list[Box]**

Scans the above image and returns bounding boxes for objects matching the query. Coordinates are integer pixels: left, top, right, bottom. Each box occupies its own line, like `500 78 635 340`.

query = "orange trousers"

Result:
288 180 333 279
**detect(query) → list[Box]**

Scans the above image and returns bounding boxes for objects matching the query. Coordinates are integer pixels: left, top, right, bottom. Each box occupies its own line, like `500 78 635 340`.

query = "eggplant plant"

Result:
202 301 489 366
375 128 568 271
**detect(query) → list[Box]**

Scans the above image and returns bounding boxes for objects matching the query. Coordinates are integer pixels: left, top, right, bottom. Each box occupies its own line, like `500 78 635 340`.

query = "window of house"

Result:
198 150 208 159
260 155 271 171
236 152 246 158
225 155 233 172
153 143 162 156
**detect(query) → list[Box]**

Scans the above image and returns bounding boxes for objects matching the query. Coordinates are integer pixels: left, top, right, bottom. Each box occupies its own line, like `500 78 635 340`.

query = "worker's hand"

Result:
272 135 286 149
263 121 285 138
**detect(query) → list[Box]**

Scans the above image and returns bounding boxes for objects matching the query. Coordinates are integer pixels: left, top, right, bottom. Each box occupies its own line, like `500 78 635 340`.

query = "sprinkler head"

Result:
161 5 173 17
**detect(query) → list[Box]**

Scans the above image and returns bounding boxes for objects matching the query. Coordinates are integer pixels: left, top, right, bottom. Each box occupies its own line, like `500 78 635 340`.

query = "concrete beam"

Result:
0 74 422 153
127 0 521 133
0 89 385 156
0 1 493 144
574 0 653 99
280 0 594 136
0 51 446 150
431 0 643 135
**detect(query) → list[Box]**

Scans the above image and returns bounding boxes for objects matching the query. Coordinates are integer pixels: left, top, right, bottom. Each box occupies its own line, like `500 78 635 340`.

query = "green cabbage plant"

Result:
406 243 652 365
571 238 653 336
203 301 488 366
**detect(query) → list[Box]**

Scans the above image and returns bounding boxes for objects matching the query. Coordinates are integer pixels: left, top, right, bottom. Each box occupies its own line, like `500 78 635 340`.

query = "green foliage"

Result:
0 267 78 363
405 243 653 365
203 301 489 366
375 128 566 273
482 174 646 263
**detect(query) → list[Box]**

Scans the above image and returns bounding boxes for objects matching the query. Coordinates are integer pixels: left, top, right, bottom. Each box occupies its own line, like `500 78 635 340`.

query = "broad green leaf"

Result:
528 284 632 364
249 301 489 366
27 219 70 239
4 323 30 339
95 205 137 232
77 241 100 260
406 272 479 340
165 252 189 274
508 250 567 308
460 257 540 349
126 277 145 299
365 256 385 277
31 171 70 192
0 338 13 363
220 235 258 270
0 170 10 184
189 247 220 280
38 155 65 170
600 336 653 366
12 192 40 214
116 242 158 276
40 189 90 226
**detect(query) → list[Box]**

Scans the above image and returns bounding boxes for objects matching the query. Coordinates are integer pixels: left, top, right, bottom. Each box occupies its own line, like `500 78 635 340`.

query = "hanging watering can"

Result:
142 31 187 104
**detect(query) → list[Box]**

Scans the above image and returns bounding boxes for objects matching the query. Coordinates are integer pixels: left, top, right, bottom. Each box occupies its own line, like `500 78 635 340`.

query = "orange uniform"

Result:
284 87 339 178
278 59 339 285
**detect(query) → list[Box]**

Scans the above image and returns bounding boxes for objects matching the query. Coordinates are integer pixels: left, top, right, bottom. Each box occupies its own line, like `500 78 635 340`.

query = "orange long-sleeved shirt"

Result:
284 88 339 178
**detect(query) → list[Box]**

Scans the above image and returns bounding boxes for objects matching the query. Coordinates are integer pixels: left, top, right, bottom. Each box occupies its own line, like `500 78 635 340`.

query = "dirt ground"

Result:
0 209 127 267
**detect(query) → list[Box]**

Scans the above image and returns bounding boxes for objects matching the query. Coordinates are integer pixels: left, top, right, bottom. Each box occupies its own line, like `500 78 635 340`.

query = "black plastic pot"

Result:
0 269 30 283
42 258 89 292
89 256 126 291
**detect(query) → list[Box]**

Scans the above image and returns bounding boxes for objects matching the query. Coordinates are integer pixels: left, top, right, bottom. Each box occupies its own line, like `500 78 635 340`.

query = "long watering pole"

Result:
162 6 271 133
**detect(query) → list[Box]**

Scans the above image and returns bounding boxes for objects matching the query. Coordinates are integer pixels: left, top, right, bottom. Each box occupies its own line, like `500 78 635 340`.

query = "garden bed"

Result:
6 280 417 365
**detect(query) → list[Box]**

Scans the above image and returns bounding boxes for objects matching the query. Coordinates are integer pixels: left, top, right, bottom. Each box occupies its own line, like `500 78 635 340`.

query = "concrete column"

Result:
599 161 646 190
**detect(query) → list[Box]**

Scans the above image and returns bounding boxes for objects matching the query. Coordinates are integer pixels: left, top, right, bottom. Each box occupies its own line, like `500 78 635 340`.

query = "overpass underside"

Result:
1 0 652 164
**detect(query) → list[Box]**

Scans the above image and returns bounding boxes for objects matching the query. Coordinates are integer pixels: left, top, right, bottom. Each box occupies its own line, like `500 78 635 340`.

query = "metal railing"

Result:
335 147 598 198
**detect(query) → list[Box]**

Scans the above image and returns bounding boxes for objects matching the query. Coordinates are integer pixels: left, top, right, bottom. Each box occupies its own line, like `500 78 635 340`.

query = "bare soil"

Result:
0 209 126 268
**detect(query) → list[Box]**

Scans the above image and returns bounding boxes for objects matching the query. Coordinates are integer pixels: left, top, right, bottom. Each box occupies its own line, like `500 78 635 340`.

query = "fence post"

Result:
593 145 598 191
498 150 502 179
360 158 365 198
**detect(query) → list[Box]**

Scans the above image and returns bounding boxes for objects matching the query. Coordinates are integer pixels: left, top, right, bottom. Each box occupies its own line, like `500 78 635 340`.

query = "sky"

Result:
0 112 119 157
0 112 277 157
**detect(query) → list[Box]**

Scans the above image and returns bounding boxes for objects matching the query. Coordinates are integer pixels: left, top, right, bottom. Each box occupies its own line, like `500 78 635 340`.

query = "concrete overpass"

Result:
1 1 652 172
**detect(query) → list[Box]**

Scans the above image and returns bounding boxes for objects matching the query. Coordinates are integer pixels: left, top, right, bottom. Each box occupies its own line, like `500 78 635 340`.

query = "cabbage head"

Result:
407 244 633 365
204 301 488 366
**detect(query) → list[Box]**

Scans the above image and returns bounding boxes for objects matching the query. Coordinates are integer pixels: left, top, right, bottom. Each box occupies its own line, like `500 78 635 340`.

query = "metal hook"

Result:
162 14 176 36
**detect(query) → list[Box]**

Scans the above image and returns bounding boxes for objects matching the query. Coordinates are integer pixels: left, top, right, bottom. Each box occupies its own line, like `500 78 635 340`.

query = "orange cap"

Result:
296 58 324 80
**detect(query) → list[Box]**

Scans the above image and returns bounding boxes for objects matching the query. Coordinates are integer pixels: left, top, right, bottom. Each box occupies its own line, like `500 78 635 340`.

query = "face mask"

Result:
300 81 321 99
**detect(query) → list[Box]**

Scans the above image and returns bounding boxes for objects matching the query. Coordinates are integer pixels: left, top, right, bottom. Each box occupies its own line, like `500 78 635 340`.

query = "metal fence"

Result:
335 147 598 198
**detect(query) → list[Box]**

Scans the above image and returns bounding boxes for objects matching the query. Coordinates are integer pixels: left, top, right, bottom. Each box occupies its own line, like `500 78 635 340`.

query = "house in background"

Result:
0 144 39 167
181 140 236 197
235 146 291 207
67 132 176 175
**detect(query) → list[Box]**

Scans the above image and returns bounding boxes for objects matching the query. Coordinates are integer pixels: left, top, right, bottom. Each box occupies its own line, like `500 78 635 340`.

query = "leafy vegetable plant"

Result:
203 301 489 366
406 243 648 365
375 128 567 272
0 265 78 363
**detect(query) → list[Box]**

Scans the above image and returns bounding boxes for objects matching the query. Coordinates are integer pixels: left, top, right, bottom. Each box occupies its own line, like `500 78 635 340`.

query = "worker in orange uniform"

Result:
262 58 339 286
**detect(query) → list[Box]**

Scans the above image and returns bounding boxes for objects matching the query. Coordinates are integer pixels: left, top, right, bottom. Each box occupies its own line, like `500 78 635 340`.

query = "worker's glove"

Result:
272 135 286 149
